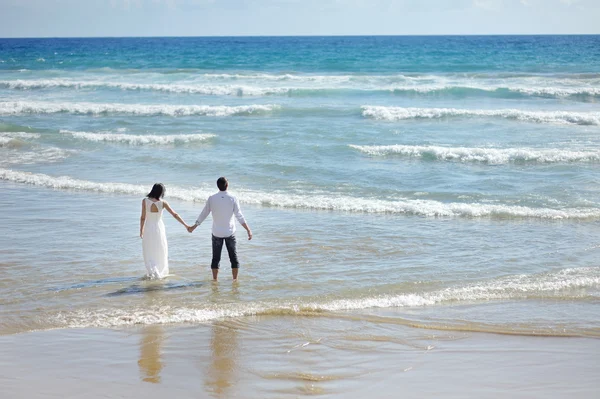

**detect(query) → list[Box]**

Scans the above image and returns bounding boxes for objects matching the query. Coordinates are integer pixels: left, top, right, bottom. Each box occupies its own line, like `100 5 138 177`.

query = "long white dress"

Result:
142 198 169 279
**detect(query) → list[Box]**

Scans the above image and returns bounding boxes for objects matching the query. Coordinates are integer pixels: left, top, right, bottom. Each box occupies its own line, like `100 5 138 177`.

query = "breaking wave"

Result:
59 130 216 145
0 101 280 117
0 132 41 148
349 144 600 164
361 106 600 126
0 79 291 96
44 267 600 332
0 148 73 166
2 169 599 220
2 78 600 100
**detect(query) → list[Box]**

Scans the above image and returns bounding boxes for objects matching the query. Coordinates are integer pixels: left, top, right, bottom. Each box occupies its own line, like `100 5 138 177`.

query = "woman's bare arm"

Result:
140 199 146 238
163 201 190 229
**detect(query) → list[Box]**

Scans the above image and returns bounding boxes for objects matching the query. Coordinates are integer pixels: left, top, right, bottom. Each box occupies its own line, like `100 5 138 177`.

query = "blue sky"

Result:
0 0 598 38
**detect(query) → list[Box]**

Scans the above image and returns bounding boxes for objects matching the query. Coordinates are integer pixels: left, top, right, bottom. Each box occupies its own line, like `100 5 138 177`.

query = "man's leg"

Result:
224 235 239 280
211 235 224 281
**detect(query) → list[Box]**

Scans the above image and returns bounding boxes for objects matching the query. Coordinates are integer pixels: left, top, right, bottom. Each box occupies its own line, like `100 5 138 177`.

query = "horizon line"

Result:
1 33 599 40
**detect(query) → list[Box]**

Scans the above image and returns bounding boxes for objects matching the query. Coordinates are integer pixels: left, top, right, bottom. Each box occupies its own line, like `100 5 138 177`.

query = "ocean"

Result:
1 35 599 397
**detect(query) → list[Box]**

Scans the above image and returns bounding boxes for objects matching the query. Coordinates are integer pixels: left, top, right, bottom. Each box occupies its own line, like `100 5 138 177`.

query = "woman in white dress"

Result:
139 183 190 279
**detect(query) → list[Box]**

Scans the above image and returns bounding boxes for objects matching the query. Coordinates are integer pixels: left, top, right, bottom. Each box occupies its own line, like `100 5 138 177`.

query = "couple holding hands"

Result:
140 177 252 281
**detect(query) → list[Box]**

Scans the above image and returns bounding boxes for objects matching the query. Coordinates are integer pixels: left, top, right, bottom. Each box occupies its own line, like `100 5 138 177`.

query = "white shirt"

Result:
195 190 247 238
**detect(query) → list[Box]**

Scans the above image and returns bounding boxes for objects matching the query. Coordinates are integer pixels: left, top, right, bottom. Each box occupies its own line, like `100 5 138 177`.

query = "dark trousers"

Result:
211 234 239 269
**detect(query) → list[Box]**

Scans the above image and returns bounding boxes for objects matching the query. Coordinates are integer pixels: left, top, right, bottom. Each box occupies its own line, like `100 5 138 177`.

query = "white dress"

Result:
142 198 169 279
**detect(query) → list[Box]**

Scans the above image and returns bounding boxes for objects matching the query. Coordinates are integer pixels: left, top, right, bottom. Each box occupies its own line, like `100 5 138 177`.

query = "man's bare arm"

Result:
241 222 252 240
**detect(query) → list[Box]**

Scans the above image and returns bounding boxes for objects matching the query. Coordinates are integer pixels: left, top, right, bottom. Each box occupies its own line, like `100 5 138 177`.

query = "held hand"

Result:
187 225 196 233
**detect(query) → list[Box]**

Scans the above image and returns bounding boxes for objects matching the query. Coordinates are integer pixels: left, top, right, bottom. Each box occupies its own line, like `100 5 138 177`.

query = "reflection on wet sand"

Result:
138 325 165 383
205 322 239 396
205 283 240 397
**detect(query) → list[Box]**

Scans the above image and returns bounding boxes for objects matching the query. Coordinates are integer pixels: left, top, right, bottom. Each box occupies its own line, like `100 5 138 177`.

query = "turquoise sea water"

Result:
0 36 599 337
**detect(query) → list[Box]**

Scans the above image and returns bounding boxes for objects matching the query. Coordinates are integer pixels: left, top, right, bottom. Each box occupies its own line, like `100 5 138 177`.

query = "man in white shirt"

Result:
188 177 252 281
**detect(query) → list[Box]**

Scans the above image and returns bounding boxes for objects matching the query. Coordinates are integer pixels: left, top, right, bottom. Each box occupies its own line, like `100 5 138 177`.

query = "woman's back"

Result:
142 197 168 278
144 198 164 222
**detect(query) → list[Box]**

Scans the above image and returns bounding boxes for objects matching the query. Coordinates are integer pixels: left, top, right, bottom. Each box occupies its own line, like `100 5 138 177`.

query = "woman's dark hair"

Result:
147 183 165 200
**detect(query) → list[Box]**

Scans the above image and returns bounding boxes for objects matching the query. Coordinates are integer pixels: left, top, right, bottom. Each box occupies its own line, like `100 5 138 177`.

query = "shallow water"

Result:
1 36 599 339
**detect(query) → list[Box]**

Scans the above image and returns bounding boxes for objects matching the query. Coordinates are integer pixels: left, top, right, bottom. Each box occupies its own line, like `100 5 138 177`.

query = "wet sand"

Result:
1 315 598 398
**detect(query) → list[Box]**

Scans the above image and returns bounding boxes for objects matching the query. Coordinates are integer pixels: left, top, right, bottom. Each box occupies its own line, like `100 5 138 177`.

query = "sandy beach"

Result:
2 316 599 399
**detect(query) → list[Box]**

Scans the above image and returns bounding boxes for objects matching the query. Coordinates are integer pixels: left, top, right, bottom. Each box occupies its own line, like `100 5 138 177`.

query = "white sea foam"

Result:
197 73 600 89
0 132 41 148
0 132 41 139
47 267 600 329
0 137 15 147
200 73 357 83
2 78 599 98
0 101 280 117
59 130 216 145
322 267 600 311
0 148 72 166
361 106 600 126
510 86 600 97
0 169 150 196
387 85 600 98
2 169 599 220
349 144 600 164
0 79 291 96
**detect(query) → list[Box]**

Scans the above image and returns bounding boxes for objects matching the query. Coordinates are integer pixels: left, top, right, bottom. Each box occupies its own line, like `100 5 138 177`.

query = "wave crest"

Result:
59 130 216 145
361 106 600 126
0 79 292 96
349 144 600 164
44 267 600 332
0 132 40 148
2 77 599 99
2 169 599 220
0 101 280 117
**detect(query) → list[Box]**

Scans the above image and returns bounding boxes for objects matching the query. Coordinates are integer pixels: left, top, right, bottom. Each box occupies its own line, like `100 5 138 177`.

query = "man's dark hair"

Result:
217 177 228 191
